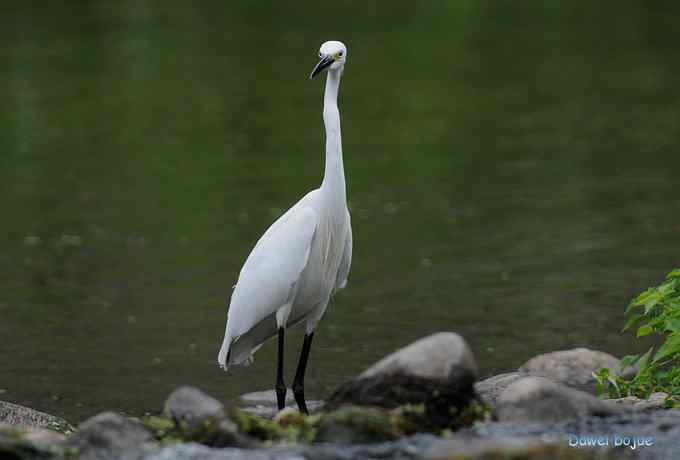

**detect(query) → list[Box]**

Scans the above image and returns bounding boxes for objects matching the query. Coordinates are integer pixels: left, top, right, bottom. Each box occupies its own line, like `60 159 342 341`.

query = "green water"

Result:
1 2 678 422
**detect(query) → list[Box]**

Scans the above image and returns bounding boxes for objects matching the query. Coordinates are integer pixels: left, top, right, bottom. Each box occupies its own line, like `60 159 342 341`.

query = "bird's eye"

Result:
319 52 323 58
338 51 344 57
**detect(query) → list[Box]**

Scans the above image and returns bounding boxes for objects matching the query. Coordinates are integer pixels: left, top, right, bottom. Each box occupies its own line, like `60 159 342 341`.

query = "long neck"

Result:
320 69 346 204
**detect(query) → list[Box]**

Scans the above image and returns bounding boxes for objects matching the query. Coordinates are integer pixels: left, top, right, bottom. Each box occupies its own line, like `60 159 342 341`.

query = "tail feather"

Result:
218 308 310 371
217 334 233 371
217 313 275 370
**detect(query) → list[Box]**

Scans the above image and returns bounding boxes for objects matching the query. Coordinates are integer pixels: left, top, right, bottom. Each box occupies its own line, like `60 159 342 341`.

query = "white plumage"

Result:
217 40 352 398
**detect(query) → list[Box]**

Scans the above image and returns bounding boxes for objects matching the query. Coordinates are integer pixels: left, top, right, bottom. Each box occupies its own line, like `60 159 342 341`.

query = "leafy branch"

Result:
594 269 680 406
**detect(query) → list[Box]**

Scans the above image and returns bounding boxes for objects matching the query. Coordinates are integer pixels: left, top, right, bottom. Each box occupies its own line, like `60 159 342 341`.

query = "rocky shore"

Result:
2 332 679 459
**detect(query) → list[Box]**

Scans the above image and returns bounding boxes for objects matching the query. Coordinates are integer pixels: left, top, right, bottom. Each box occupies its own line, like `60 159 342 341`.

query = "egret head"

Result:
310 40 347 79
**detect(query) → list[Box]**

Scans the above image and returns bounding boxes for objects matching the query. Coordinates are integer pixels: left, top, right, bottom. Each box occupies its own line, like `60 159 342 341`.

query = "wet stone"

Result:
66 412 154 460
496 377 622 423
327 332 479 429
0 400 74 434
518 348 625 394
164 386 253 448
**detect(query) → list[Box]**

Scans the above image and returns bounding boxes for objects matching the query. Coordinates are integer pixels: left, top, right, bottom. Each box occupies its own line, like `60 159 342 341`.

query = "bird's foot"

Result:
275 384 287 411
293 383 308 414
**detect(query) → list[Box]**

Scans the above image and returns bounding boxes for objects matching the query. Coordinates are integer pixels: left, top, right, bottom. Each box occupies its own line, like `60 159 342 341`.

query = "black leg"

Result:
275 327 286 410
293 332 315 414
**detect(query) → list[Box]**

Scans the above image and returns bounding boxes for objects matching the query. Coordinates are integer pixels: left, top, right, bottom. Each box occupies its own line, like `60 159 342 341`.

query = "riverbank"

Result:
3 332 678 459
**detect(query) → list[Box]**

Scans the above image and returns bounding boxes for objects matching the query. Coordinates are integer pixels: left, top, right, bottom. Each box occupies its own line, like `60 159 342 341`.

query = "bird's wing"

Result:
226 205 318 338
334 209 352 291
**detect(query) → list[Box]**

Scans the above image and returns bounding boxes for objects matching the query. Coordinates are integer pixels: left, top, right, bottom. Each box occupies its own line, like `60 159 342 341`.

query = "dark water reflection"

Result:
1 2 678 422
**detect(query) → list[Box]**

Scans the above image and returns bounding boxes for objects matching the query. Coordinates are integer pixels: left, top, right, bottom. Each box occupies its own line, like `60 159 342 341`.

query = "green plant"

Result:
594 269 680 406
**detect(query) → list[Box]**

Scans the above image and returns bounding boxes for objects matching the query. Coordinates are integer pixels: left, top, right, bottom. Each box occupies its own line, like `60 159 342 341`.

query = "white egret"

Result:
218 40 352 414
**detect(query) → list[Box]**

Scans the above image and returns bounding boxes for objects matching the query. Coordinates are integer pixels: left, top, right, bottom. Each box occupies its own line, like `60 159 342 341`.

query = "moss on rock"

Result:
140 415 179 443
228 404 426 445
313 406 405 444
229 400 491 446
327 372 480 430
228 406 292 442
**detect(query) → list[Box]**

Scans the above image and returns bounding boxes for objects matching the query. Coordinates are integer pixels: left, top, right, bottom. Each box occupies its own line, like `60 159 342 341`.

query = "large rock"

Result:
496 377 622 423
328 332 479 429
474 372 523 405
518 348 623 394
164 386 253 448
358 332 478 382
0 400 74 434
476 348 637 406
164 386 225 435
66 412 154 460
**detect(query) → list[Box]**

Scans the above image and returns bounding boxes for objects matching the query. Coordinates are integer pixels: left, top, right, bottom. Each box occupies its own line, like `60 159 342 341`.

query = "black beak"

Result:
309 55 334 79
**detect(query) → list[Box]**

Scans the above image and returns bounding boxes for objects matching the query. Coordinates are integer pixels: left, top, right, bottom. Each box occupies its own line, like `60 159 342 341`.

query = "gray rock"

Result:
327 332 478 429
237 390 324 418
164 386 253 448
67 412 154 460
518 348 622 393
164 387 226 435
477 348 640 408
603 392 669 412
358 332 478 381
474 372 523 405
496 376 622 423
0 400 74 434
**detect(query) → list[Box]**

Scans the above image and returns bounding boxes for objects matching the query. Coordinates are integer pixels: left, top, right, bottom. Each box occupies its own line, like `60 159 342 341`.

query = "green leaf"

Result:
653 333 680 364
666 269 680 279
607 374 621 398
636 347 654 377
592 369 608 396
633 288 656 304
618 270 680 397
637 324 654 337
619 354 639 371
666 318 680 333
658 281 675 296
664 397 677 409
626 288 656 313
623 313 644 332
644 296 660 314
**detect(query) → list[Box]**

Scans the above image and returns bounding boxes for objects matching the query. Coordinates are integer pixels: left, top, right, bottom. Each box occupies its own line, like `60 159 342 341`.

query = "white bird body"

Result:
218 41 352 373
